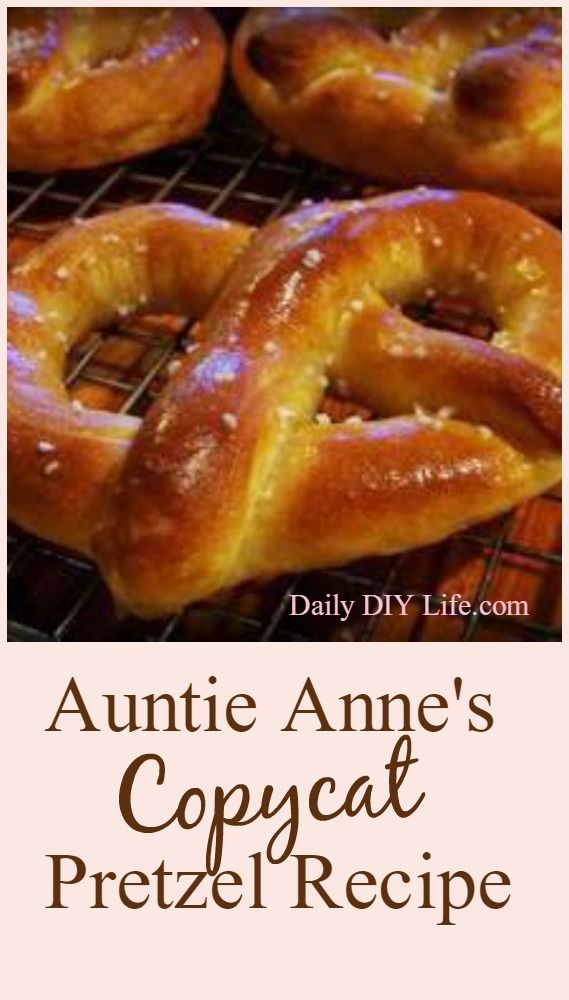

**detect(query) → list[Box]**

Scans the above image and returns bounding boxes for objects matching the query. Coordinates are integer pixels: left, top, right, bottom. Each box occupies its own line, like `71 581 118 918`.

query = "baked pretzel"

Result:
233 8 561 216
8 191 561 618
8 8 226 172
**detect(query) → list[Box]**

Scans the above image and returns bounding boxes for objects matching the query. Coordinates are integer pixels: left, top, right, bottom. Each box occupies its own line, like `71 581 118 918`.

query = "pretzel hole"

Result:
312 371 375 427
316 388 374 426
63 311 188 416
403 293 497 343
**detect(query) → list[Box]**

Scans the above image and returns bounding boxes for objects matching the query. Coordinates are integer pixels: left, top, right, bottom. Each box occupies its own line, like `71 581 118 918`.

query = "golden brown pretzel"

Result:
8 192 561 618
8 8 226 171
233 8 561 216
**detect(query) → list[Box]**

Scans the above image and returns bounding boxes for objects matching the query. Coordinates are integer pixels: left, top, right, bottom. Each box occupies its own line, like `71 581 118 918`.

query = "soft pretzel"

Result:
8 191 561 618
8 8 226 171
233 8 561 216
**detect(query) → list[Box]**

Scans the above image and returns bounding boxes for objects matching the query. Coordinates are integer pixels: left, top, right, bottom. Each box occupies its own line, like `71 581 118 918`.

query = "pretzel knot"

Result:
8 192 561 617
233 7 561 216
8 8 225 171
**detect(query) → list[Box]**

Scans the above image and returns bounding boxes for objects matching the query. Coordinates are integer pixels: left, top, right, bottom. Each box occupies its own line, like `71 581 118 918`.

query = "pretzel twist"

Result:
233 8 561 216
8 8 226 171
8 192 561 617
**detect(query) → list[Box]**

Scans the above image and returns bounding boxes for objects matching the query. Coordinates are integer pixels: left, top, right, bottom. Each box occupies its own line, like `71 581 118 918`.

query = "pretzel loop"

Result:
8 206 252 554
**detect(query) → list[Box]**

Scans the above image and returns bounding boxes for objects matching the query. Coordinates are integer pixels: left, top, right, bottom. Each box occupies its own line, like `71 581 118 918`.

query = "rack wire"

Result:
7 86 561 642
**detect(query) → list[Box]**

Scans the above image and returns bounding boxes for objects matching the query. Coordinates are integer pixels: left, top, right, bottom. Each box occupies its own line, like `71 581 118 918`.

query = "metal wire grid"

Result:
7 89 562 642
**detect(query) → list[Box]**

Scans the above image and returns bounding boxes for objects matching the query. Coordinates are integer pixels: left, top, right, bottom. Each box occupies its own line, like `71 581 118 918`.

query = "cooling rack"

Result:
7 87 562 642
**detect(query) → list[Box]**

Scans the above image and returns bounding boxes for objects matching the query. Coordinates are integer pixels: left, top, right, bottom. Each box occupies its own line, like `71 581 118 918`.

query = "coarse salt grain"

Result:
213 371 236 384
42 460 60 477
55 266 70 280
277 406 295 421
413 404 432 426
221 412 238 431
303 248 324 268
263 340 278 355
344 416 363 427
315 413 331 426
167 359 182 376
37 440 56 454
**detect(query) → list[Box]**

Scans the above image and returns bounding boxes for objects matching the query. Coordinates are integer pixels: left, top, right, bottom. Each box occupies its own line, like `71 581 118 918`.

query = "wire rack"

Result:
7 85 562 642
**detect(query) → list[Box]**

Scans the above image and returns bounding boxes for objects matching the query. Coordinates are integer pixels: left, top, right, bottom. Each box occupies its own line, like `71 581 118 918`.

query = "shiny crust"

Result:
8 191 561 617
232 8 561 216
8 8 226 171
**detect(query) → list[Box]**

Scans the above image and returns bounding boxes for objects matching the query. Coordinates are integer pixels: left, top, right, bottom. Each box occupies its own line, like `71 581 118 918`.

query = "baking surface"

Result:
7 86 561 642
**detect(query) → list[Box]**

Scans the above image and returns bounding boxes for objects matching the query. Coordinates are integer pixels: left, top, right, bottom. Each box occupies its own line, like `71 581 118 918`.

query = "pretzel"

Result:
8 8 226 172
233 8 561 216
8 191 561 618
